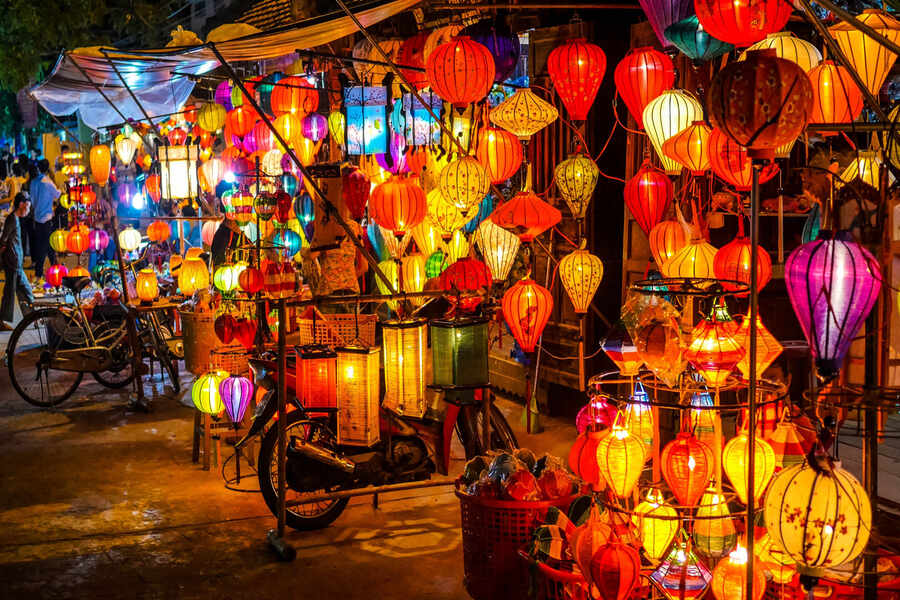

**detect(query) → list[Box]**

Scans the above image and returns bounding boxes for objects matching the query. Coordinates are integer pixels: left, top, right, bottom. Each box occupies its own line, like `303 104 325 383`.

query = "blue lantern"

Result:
394 91 442 147
463 194 495 234
296 192 315 240
274 229 301 258
344 86 387 155
366 221 392 262
281 172 299 196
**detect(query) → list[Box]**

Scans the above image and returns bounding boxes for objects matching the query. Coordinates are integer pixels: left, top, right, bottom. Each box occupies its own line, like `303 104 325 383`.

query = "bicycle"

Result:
5 276 181 407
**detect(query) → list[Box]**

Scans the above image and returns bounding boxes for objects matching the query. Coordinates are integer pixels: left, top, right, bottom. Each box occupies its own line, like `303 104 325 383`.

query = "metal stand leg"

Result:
268 298 295 561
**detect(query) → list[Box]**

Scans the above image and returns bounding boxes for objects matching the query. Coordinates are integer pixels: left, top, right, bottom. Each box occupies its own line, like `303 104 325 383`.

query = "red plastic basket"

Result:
533 558 589 600
456 489 577 600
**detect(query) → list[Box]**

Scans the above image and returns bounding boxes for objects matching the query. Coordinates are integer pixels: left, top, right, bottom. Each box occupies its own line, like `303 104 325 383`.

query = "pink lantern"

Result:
219 375 253 425
89 229 110 252
302 113 328 142
202 221 220 247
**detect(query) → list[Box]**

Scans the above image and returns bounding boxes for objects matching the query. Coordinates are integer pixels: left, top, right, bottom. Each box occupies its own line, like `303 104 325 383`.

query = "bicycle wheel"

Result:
7 308 85 407
90 322 135 389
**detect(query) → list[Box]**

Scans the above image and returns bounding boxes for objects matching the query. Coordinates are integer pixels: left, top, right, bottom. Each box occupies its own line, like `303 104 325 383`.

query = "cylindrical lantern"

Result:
596 425 646 498
431 317 490 388
694 487 738 559
425 36 495 107
501 277 553 352
633 489 678 561
191 371 226 414
474 218 520 282
785 232 881 379
382 320 426 417
710 545 766 600
90 144 111 186
370 175 427 236
296 345 337 409
439 156 490 212
547 39 607 122
559 244 604 313
661 432 715 507
475 126 523 184
624 160 673 237
335 346 381 447
741 32 822 72
489 87 558 141
614 47 675 129
830 9 900 97
179 257 209 296
159 144 200 200
219 375 253 425
662 235 717 279
118 226 142 253
135 268 159 303
643 89 704 175
489 189 561 243
722 431 776 505
555 153 599 219
662 121 711 175
695 0 792 47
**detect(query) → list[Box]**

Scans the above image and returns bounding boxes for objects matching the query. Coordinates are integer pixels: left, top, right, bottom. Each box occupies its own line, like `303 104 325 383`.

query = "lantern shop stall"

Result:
23 0 900 598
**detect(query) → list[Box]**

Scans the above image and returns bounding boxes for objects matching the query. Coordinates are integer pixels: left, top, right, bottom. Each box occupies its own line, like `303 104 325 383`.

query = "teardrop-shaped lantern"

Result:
661 432 715 507
559 243 604 314
723 431 776 505
830 9 900 97
596 425 646 498
555 153 599 220
693 486 737 559
643 89 704 175
501 277 553 352
475 218 520 282
662 235 717 279
624 159 673 237
662 121 711 175
489 88 559 141
633 489 678 561
547 39 607 122
90 144 111 187
614 47 675 129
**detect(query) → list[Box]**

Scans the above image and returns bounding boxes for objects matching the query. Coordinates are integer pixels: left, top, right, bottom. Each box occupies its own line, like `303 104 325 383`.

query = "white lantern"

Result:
159 144 200 200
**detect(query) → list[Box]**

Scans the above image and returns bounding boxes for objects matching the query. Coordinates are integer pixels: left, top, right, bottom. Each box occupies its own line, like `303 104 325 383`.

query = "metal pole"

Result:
64 54 131 125
429 2 643 8
205 42 398 295
806 0 900 57
747 161 761 600
267 297 295 561
98 49 164 138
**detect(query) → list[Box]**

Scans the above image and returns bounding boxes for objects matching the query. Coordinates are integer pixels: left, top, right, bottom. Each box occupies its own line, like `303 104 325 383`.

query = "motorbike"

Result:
236 349 518 531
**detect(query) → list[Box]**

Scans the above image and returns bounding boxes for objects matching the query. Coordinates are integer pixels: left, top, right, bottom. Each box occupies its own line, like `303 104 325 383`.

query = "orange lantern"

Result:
90 144 111 186
144 173 161 204
226 106 258 137
547 38 607 122
489 189 561 243
662 121 712 175
710 544 766 600
614 47 675 129
296 345 338 409
684 311 745 387
735 314 783 381
807 60 864 130
662 235 717 279
238 266 264 294
370 175 427 237
713 219 772 292
69 185 96 207
649 220 688 267
661 432 715 507
179 257 209 296
69 265 89 278
830 9 900 97
425 36 495 107
590 542 642 600
270 75 318 117
251 119 276 152
501 277 553 352
624 159 673 237
708 128 779 191
722 431 776 505
147 220 171 243
294 135 319 166
569 430 607 488
475 126 523 184
65 226 89 254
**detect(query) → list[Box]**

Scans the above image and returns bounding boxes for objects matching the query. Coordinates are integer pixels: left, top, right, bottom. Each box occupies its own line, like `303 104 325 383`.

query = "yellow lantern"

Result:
559 242 604 314
159 145 199 200
740 32 822 72
427 189 478 239
662 236 717 279
213 264 239 294
474 219 520 282
830 9 900 96
274 113 302 145
693 486 737 559
59 193 72 209
114 135 138 166
375 259 400 310
710 544 766 600
837 150 894 189
118 226 142 253
198 102 226 133
400 253 427 306
381 319 426 418
595 424 646 498
185 246 204 260
335 346 381 446
50 229 68 253
722 431 776 505
294 136 319 166
489 87 559 141
633 489 678 562
438 156 490 212
555 153 599 219
328 110 346 146
90 144 111 186
445 229 469 266
179 257 209 296
755 533 796 585
764 458 871 570
411 218 442 257
135 268 159 304
624 380 653 448
192 370 226 414
642 89 704 176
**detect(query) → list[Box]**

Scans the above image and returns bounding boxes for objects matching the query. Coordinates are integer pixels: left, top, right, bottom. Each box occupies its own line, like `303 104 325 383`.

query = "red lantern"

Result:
547 39 607 122
270 76 318 117
590 542 642 600
342 167 370 220
490 190 561 243
624 159 673 237
66 226 90 254
440 256 491 311
501 277 553 352
182 104 197 123
708 128 779 191
476 126 523 183
695 0 793 47
397 31 430 89
147 220 171 243
568 431 607 487
684 312 746 388
226 106 258 137
296 345 338 409
214 313 236 344
46 264 68 287
425 36 495 107
262 260 282 296
714 219 772 292
168 128 187 145
370 175 427 236
69 185 97 207
614 47 675 129
807 60 864 131
238 266 264 294
144 174 161 203
707 49 813 160
274 190 293 224
661 432 715 507
405 147 428 175
662 121 712 175
252 119 276 152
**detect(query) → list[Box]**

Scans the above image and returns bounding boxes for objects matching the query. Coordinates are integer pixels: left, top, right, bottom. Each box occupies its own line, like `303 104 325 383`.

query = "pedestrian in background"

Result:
28 158 60 283
0 193 34 330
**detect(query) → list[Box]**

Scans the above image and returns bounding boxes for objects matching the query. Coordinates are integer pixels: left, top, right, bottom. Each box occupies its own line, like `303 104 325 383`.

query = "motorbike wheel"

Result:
257 410 349 531
455 403 519 459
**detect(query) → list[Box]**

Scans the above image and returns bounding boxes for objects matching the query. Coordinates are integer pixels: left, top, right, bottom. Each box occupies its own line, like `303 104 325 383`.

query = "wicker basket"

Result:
210 346 249 377
296 310 377 348
180 310 243 375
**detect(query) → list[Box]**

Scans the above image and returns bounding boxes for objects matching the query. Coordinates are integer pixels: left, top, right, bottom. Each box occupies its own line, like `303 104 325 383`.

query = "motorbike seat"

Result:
62 276 92 295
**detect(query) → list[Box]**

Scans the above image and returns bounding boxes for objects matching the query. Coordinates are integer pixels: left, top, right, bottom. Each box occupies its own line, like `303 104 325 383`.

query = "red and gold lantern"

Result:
425 36 495 107
547 39 607 122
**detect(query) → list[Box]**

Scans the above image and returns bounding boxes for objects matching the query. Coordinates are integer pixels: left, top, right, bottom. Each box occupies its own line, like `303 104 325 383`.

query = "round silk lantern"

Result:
65 228 88 254
46 264 68 287
439 156 490 212
474 218 520 282
665 15 733 61
714 220 772 292
694 487 738 559
427 189 478 239
396 31 430 89
614 47 676 129
88 229 109 252
192 371 226 414
273 113 302 143
741 32 822 73
807 61 864 129
633 490 678 561
219 375 253 425
439 256 491 292
370 175 427 236
226 106 257 138
460 19 520 83
596 425 646 498
213 264 240 294
830 9 900 97
708 128 780 191
476 126 523 184
425 36 495 107
723 431 776 505
569 431 607 488
555 153 599 219
662 234 717 279
589 542 641 600
576 395 618 434
50 229 68 253
649 220 688 267
179 257 209 296
559 243 604 313
501 277 553 352
147 220 171 243
302 113 328 142
785 232 881 379
710 545 766 600
489 87 558 140
684 311 745 387
695 0 792 47
662 121 711 175
707 50 813 160
90 144 111 186
489 189 561 243
547 39 606 122
624 160 673 237
238 266 264 294
643 89 704 175
270 75 317 117
661 432 715 507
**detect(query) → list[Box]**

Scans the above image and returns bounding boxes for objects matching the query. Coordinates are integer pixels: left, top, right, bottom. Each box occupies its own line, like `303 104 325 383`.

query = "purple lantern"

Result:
302 113 328 143
785 231 882 379
215 80 234 111
375 132 409 175
637 0 694 48
240 129 258 154
89 229 110 252
461 20 520 83
219 375 253 425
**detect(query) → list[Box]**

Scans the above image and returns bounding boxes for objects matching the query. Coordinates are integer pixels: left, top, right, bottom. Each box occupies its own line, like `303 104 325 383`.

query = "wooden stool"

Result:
192 413 255 472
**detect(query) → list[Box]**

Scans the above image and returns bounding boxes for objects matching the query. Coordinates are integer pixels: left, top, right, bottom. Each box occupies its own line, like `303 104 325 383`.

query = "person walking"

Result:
0 193 34 330
28 158 60 282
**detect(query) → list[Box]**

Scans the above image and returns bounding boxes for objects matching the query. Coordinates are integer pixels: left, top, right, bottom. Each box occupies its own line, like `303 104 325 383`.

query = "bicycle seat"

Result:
62 276 92 294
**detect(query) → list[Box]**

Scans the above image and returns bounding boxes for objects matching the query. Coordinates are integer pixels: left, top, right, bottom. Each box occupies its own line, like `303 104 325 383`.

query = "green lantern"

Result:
192 370 227 414
425 250 447 279
431 317 490 388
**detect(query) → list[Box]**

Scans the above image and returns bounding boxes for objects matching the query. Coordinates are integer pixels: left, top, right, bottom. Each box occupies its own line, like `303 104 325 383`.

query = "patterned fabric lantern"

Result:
650 542 713 600
685 312 745 388
664 15 733 61
382 320 426 417
714 220 772 292
46 264 68 287
734 314 783 380
490 189 561 243
439 156 490 212
624 160 673 237
590 542 641 600
601 321 642 376
785 231 881 379
661 432 714 507
723 431 776 505
88 229 109 252
502 277 553 352
755 533 797 585
693 487 737 559
555 153 599 219
710 545 766 600
475 218 520 282
633 489 678 561
461 19 520 83
662 235 717 279
427 189 478 239
649 220 688 267
707 50 813 160
219 375 253 425
179 257 209 296
425 36 495 107
547 39 607 122
270 76 318 117
597 425 646 498
90 144 111 186
643 90 704 175
118 226 142 253
198 103 226 132
741 32 822 72
50 229 68 253
146 220 171 243
830 9 900 97
559 243 604 313
708 128 780 191
764 458 871 569
614 47 676 129
662 121 711 175
370 175 427 237
695 0 792 47
192 371 226 414
489 88 558 141
569 431 607 487
475 127 523 184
